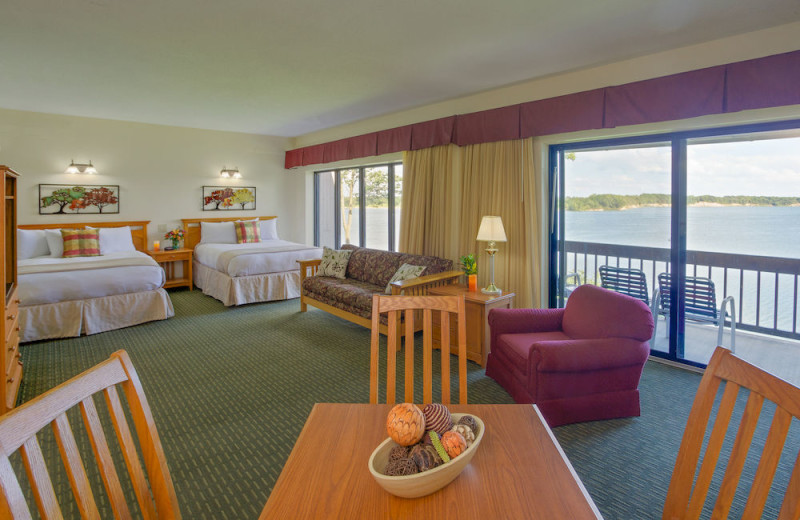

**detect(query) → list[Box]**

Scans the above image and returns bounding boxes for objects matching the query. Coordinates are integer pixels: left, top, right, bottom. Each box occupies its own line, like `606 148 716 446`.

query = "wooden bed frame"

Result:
181 216 277 250
18 221 150 252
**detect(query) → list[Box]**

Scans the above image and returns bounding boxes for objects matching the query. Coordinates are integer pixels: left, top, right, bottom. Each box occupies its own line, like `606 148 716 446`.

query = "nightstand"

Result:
146 249 193 290
429 284 515 366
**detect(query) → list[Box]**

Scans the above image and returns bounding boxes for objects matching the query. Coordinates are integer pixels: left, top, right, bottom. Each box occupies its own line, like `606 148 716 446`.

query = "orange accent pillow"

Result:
61 228 101 257
235 220 261 244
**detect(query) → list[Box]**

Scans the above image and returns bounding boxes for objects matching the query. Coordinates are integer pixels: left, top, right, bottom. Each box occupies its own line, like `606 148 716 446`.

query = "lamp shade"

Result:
476 216 507 242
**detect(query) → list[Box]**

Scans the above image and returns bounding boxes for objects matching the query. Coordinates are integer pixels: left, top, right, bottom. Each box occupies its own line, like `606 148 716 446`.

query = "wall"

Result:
0 109 303 246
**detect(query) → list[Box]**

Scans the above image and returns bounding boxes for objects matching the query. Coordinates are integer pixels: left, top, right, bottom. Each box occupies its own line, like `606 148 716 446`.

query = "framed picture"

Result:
202 186 256 211
39 184 120 215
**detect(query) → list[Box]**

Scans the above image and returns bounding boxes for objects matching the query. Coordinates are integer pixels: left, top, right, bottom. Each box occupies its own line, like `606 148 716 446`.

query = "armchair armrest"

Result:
389 270 462 295
530 337 650 372
488 308 565 356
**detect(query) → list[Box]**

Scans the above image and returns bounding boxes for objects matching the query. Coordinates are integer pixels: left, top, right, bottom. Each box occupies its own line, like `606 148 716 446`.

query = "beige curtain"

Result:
400 139 541 308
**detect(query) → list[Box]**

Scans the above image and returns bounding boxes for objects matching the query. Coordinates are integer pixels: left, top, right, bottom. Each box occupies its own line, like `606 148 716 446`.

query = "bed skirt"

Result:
193 261 301 306
19 288 175 343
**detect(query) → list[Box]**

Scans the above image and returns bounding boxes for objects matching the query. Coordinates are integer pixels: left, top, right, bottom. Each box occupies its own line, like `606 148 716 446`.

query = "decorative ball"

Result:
422 403 452 436
441 431 467 459
388 444 410 462
409 443 443 472
451 424 476 447
386 403 426 446
457 415 478 433
384 457 419 476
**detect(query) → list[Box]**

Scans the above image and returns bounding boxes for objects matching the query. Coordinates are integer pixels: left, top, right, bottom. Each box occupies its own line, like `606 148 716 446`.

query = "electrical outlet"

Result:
157 224 167 233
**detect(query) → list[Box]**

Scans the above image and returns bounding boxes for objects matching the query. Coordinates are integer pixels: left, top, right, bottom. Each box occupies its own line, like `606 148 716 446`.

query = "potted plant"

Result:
459 254 478 292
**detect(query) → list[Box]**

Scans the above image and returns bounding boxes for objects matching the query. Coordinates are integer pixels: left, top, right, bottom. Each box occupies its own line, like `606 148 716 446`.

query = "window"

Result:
314 162 402 251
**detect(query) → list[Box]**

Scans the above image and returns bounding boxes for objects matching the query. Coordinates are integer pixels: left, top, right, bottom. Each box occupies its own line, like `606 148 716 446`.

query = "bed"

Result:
17 221 174 342
182 216 322 306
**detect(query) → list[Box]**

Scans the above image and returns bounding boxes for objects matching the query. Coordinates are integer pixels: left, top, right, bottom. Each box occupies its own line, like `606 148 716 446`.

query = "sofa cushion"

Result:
302 276 383 318
317 246 353 279
342 245 453 287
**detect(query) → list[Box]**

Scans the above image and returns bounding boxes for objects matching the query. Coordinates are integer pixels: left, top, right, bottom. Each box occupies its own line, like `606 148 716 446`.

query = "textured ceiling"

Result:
1 0 798 137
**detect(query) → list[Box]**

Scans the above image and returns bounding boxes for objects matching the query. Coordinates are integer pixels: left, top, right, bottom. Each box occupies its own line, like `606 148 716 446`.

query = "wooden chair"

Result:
663 346 800 520
0 350 181 519
369 295 467 405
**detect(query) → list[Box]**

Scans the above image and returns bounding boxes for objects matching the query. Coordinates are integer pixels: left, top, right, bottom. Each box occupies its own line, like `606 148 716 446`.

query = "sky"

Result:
565 135 800 198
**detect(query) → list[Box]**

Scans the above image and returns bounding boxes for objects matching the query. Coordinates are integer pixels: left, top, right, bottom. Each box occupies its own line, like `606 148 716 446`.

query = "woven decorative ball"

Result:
386 403 426 446
422 403 452 436
409 443 443 472
384 457 419 476
441 431 467 459
457 415 478 433
450 424 475 447
388 445 410 462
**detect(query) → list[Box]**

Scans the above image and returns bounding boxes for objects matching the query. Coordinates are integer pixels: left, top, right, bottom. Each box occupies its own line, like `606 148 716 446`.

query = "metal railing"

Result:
562 241 800 340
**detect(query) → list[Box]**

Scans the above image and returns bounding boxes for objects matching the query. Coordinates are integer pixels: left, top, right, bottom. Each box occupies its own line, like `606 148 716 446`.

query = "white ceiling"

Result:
1 0 799 137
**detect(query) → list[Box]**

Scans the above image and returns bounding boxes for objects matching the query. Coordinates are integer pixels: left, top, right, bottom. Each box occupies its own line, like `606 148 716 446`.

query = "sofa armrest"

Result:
297 258 322 283
389 270 462 295
530 337 650 373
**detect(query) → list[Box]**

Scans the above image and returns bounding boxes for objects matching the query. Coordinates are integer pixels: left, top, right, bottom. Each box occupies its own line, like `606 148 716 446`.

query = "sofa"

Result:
485 284 654 427
298 244 462 333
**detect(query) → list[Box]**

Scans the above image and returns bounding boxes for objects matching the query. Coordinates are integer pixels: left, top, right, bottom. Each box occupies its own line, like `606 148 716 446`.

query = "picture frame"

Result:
202 186 256 211
39 184 120 215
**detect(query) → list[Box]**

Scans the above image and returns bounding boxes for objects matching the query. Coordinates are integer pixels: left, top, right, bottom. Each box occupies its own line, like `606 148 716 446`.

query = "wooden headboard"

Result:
18 221 150 252
181 216 277 250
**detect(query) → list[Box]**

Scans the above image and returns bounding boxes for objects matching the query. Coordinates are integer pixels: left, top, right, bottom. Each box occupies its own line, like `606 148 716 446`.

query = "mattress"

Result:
194 240 322 277
18 252 166 306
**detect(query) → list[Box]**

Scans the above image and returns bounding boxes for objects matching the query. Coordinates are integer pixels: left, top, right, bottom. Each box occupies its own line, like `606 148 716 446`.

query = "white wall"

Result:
0 109 304 246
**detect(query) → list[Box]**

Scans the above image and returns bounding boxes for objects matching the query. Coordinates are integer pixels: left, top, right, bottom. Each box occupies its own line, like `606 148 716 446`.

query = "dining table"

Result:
259 403 603 519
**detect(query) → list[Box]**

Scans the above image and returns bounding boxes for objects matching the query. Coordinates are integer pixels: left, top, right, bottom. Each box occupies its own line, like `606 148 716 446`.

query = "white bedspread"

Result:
19 252 166 306
194 240 322 277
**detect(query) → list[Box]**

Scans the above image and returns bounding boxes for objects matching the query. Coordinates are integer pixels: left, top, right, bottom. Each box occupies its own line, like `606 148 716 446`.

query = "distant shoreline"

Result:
566 194 800 212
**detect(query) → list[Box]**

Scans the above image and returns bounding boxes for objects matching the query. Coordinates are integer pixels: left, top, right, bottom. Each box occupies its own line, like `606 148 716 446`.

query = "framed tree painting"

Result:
203 186 256 210
39 184 120 214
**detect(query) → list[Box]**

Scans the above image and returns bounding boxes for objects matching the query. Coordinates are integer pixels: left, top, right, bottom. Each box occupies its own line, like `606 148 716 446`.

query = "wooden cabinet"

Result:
1 166 20 414
429 284 515 367
146 248 193 290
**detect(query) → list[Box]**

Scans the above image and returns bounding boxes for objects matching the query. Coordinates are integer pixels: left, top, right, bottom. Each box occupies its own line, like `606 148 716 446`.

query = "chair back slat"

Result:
599 266 650 305
51 413 100 519
21 436 65 520
369 295 468 405
0 351 181 519
657 273 719 321
104 385 158 520
663 347 800 520
80 396 132 520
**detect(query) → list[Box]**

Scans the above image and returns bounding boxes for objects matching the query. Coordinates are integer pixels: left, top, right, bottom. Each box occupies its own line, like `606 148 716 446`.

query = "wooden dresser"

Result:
1 166 21 414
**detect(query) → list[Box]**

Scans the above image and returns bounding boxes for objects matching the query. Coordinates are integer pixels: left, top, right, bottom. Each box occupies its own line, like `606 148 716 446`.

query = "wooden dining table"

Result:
259 403 603 519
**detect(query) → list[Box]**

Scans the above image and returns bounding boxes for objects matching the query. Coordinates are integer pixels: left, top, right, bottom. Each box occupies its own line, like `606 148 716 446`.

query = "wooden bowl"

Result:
368 413 485 498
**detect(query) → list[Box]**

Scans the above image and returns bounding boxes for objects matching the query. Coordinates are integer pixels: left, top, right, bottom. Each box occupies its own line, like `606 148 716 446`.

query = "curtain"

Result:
400 139 540 308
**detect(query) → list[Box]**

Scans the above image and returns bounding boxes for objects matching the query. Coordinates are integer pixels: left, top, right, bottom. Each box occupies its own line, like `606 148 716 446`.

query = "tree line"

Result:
565 194 800 211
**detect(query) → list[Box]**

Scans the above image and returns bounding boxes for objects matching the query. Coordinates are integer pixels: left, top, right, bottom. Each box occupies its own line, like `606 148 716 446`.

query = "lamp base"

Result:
481 284 502 295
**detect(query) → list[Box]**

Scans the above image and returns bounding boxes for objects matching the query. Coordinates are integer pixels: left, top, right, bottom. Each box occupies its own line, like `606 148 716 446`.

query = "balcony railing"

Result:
562 241 800 340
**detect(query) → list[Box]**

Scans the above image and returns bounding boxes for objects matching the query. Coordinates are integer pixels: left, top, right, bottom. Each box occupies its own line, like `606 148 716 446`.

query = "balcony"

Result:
561 241 800 383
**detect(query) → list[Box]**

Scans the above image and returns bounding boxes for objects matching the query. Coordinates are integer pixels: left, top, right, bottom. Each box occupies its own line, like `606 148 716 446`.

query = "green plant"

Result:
459 254 477 275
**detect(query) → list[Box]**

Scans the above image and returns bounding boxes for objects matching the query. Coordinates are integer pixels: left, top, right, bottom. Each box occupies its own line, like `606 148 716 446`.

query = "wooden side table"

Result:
429 284 514 366
146 249 193 290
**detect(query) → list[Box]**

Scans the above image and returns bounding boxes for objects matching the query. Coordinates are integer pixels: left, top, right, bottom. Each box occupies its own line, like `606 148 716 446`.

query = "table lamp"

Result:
476 215 506 295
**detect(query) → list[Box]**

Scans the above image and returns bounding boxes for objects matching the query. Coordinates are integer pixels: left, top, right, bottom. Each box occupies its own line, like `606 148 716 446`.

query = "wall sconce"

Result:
65 160 98 175
220 166 241 179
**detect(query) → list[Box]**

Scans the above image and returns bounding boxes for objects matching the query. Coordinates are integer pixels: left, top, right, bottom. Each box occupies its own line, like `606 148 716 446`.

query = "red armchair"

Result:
485 284 654 427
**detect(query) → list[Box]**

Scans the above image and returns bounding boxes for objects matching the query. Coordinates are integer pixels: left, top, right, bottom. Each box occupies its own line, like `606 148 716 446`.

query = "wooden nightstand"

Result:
429 284 515 366
146 249 193 290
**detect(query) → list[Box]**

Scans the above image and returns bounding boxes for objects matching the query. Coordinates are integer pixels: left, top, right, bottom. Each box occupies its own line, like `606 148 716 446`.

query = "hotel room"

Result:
1 1 800 518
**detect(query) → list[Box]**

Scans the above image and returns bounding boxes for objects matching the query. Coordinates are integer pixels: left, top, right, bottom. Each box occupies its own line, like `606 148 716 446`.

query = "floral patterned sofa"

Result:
298 244 461 333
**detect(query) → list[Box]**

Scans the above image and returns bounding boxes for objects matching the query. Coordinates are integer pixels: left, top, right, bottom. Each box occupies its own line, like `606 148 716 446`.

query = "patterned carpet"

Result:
16 290 800 519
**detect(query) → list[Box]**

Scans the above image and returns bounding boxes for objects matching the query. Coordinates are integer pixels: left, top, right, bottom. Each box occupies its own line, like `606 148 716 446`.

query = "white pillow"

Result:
200 221 237 244
45 229 64 257
17 229 50 259
260 219 279 240
97 226 136 254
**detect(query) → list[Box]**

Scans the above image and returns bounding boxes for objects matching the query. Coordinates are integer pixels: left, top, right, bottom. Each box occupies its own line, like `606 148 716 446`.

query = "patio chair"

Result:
653 272 736 352
598 265 654 306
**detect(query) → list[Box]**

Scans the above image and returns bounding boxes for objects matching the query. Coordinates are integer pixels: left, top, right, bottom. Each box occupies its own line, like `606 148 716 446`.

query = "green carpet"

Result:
16 290 800 519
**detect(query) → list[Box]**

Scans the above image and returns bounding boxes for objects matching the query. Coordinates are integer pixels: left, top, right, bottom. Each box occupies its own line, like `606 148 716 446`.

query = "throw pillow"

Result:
385 264 426 294
17 229 50 259
61 229 101 258
235 220 261 243
97 226 136 254
317 246 352 279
